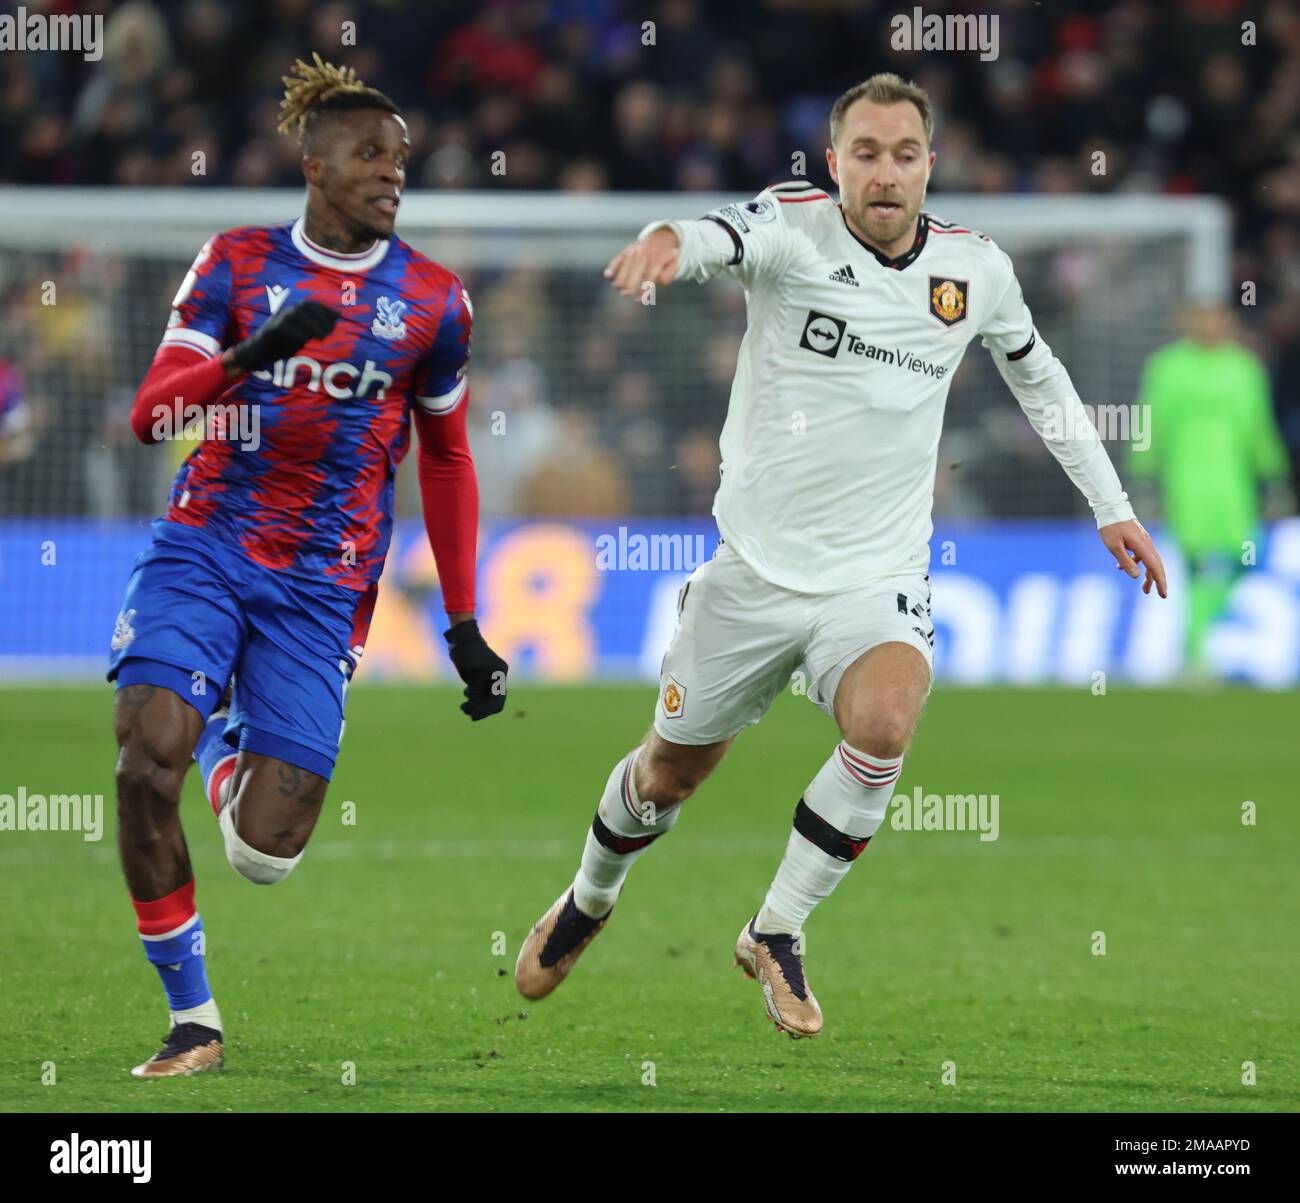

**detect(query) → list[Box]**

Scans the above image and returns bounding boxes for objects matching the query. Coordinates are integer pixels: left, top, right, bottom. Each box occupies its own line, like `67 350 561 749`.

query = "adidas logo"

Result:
829 264 859 287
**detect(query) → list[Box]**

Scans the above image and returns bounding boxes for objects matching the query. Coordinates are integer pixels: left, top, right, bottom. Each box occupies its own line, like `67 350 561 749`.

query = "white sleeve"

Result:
637 217 736 283
982 254 1135 529
638 190 799 287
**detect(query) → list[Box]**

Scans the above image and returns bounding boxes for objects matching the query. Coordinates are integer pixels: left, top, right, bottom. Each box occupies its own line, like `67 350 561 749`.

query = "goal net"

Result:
1 187 1249 683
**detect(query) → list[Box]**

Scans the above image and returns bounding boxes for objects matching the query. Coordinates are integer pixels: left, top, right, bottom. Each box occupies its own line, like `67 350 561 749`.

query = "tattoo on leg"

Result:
118 684 157 709
274 761 324 807
275 762 304 798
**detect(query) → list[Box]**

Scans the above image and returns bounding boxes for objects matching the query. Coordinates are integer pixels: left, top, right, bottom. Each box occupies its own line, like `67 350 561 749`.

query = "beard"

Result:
844 193 921 250
342 201 395 245
354 218 394 243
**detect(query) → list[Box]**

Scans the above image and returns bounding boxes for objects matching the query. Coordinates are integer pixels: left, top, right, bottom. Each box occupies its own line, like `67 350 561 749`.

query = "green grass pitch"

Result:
1 683 1295 1112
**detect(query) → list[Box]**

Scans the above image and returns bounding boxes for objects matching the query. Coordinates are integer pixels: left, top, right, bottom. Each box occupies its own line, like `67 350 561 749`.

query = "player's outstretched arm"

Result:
1099 518 1168 598
604 226 680 298
606 189 799 298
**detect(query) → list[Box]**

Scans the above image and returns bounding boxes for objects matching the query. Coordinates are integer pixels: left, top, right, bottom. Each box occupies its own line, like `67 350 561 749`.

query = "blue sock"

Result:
194 712 236 799
140 915 213 1013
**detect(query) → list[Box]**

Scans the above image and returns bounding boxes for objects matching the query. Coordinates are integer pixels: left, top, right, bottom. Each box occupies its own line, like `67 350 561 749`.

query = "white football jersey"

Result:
643 181 1134 593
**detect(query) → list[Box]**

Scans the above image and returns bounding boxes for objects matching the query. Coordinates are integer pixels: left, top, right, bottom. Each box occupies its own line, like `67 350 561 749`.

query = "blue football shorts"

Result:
107 518 378 780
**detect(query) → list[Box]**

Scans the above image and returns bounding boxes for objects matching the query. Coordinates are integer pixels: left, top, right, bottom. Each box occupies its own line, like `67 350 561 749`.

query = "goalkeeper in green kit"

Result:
1129 303 1293 675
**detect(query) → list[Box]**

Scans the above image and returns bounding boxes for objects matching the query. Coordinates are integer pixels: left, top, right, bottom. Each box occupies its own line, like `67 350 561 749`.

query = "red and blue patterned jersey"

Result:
157 218 471 589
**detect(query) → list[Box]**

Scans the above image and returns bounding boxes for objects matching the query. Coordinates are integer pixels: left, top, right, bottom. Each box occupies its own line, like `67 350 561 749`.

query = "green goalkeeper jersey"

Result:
1130 338 1288 552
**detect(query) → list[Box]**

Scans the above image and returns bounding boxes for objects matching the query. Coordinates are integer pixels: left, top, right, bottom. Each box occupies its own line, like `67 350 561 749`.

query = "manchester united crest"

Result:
929 277 968 327
662 676 686 718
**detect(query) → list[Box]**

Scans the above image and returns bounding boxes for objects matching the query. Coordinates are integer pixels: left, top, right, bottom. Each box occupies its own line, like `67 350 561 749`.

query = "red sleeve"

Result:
414 395 479 615
130 347 234 444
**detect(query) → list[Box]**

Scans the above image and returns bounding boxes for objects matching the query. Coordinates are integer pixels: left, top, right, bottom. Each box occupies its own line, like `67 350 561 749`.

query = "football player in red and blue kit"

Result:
110 56 508 1077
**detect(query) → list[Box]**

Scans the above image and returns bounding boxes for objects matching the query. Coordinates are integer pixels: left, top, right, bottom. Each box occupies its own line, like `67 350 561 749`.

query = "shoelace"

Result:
154 1022 219 1059
757 932 808 1001
539 894 603 967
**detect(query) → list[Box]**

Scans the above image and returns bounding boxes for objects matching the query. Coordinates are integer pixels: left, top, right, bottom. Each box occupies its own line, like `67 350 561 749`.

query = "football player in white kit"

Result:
516 73 1168 1038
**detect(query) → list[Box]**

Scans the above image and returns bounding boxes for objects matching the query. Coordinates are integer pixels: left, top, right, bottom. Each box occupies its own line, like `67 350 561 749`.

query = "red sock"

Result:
132 878 196 937
207 755 237 816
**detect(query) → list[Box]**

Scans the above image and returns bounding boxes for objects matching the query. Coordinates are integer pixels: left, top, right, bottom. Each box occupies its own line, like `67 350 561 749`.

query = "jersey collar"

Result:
838 206 929 272
290 217 391 272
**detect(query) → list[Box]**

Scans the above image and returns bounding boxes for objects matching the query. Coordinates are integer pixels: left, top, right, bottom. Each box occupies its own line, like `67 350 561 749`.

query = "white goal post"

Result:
0 186 1231 525
0 186 1230 283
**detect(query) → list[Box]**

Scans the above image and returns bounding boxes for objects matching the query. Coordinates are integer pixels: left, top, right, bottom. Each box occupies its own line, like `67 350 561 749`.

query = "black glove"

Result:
443 620 508 721
231 300 339 372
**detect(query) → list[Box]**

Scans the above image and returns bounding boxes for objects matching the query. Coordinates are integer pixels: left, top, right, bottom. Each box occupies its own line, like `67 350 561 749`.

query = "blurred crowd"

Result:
2 0 1299 519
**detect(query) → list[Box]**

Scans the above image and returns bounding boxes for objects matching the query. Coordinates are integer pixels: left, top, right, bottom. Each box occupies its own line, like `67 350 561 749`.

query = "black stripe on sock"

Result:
793 798 871 862
592 812 661 855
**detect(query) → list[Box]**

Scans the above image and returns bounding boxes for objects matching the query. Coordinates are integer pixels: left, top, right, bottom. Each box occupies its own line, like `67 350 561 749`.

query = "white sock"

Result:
758 742 904 935
572 747 681 918
171 998 223 1032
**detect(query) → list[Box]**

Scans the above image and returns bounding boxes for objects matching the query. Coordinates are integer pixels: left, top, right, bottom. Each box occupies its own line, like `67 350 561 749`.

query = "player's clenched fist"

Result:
444 620 509 721
231 300 340 372
604 226 680 298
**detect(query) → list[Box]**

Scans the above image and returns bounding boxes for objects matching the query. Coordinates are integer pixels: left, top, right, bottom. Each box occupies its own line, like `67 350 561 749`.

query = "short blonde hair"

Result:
830 73 933 147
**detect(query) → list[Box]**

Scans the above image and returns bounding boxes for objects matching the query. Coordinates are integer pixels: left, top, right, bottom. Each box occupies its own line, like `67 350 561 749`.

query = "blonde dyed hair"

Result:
277 52 400 142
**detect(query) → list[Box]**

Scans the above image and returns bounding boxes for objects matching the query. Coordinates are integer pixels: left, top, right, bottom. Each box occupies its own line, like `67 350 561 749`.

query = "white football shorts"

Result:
652 541 935 746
